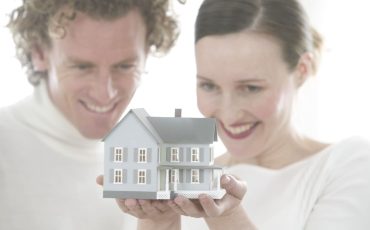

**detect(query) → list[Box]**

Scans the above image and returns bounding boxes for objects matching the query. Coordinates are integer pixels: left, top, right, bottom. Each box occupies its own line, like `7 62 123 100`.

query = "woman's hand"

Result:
167 174 246 217
167 174 256 229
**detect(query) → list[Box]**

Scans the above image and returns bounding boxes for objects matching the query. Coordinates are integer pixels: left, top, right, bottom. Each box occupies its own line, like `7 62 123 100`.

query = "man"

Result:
0 0 178 229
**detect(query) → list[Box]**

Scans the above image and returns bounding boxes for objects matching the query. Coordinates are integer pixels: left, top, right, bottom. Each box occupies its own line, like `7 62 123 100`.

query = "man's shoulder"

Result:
0 105 14 126
0 96 31 127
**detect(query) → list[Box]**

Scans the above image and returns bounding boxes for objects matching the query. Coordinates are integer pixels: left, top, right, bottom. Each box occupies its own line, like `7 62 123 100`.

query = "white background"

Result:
1 1 370 155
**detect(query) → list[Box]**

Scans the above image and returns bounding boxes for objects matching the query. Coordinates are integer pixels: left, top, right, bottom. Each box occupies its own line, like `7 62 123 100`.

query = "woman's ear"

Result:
31 45 49 72
294 52 314 88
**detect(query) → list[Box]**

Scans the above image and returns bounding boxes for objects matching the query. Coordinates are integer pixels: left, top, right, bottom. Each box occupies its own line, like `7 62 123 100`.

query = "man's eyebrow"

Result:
119 55 142 62
63 56 140 66
64 56 93 64
112 56 140 65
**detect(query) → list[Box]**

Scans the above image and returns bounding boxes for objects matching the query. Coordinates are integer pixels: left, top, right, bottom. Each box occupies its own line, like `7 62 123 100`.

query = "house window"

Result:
114 147 123 162
170 169 179 183
191 148 200 162
191 169 200 184
171 148 179 162
138 169 146 184
113 169 123 184
138 148 147 163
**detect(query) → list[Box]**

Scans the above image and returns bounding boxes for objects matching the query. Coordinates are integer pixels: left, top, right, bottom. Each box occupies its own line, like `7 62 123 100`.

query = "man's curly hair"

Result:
7 0 179 85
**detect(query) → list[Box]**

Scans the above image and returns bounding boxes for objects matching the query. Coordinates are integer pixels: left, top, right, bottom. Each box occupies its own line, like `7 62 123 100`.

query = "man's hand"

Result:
96 175 181 230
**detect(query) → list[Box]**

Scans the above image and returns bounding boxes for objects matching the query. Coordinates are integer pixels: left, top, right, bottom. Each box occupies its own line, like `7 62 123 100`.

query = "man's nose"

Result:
91 71 117 103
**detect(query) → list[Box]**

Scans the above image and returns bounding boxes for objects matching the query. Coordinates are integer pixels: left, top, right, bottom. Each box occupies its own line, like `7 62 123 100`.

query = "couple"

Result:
1 0 369 229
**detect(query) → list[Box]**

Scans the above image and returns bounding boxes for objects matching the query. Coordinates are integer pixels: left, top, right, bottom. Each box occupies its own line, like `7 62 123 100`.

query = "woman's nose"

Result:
218 94 245 124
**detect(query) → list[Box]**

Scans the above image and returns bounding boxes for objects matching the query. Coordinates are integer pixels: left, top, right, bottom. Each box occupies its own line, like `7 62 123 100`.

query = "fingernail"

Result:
222 175 231 184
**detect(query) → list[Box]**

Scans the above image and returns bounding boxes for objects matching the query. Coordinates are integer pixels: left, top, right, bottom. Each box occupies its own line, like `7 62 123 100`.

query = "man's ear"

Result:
31 45 49 71
294 52 314 88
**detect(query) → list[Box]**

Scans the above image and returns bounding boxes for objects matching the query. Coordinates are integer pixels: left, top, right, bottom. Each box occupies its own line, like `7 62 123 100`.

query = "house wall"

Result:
159 144 214 166
158 168 215 191
104 113 159 194
158 144 215 191
178 169 212 191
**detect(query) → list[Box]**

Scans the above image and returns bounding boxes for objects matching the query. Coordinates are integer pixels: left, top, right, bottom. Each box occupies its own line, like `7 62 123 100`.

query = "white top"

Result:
0 81 124 229
180 137 370 229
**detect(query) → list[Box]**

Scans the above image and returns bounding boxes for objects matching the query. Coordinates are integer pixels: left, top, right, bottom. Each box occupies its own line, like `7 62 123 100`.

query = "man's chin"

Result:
78 127 112 140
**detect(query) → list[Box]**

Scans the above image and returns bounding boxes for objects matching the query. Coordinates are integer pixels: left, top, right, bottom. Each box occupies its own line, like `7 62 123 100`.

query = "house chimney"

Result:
175 108 182 117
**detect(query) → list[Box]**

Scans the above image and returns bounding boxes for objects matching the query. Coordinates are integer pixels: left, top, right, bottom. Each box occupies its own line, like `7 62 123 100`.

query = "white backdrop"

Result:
1 1 370 155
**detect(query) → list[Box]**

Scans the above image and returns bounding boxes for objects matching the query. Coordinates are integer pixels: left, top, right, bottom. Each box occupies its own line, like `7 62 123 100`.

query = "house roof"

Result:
104 108 217 144
147 116 217 144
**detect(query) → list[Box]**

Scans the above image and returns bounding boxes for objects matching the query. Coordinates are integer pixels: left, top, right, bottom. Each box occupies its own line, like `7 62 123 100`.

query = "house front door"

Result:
170 169 179 191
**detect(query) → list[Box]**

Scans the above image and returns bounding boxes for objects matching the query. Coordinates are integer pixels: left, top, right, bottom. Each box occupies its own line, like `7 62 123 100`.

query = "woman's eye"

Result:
199 82 216 91
244 85 262 93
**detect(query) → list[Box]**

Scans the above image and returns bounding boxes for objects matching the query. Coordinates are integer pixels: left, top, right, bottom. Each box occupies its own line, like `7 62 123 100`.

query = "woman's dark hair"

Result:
195 0 323 73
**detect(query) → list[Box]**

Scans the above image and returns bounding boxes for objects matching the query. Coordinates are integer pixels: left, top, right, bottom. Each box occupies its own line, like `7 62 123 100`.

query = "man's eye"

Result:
120 64 132 69
117 64 135 71
73 64 92 70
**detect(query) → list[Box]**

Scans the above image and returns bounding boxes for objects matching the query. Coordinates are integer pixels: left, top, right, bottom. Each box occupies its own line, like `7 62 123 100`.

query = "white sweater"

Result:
0 81 124 229
181 137 370 230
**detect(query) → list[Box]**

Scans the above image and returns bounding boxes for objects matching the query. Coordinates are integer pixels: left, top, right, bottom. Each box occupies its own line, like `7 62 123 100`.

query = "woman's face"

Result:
196 32 302 160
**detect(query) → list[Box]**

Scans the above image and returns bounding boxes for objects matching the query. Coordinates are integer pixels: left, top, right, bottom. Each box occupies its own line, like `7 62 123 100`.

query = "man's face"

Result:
36 9 147 139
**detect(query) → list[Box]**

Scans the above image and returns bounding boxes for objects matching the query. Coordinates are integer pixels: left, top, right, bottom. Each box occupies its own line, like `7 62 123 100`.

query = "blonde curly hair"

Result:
8 0 179 85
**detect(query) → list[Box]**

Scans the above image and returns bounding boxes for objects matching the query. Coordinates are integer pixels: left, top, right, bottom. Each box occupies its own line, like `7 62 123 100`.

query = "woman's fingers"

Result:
199 194 221 217
221 175 247 200
173 195 205 218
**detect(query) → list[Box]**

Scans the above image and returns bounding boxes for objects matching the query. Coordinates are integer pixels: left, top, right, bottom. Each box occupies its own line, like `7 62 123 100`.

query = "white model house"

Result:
103 108 225 199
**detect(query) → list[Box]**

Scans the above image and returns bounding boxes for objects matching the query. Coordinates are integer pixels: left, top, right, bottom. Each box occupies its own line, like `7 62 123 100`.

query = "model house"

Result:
103 108 225 199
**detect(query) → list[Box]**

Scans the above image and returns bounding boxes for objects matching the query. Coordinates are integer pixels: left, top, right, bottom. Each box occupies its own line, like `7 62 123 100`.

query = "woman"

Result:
103 0 370 229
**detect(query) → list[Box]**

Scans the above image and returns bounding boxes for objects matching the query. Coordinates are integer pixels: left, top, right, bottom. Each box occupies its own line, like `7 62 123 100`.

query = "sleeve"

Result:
305 138 370 230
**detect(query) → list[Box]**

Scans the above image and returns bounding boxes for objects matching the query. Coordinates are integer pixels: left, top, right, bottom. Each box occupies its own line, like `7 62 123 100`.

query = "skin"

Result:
96 174 253 230
196 32 328 169
32 9 147 139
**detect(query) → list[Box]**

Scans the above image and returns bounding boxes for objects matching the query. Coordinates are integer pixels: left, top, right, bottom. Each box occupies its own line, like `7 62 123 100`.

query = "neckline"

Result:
226 141 339 173
10 80 103 159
